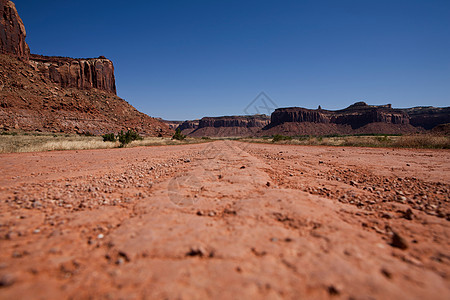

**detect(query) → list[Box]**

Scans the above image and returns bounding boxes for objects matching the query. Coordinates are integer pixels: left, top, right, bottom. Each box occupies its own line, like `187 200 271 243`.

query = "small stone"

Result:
381 212 393 219
403 209 413 220
350 180 357 186
208 211 216 217
196 210 204 216
240 166 246 169
186 246 206 257
327 285 340 296
381 268 392 279
184 158 191 163
0 273 15 287
266 182 271 187
390 232 408 250
97 234 104 239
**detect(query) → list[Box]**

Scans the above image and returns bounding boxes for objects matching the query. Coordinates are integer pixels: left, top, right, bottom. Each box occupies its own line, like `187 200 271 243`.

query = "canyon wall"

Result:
0 0 171 136
181 115 270 137
29 54 116 94
406 107 450 130
198 115 270 129
270 102 409 129
0 0 29 59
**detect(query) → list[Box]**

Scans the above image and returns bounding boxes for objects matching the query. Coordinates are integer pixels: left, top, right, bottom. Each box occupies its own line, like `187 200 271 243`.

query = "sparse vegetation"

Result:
0 133 118 153
272 134 292 142
172 128 186 140
0 132 210 153
243 134 450 149
1 131 18 136
117 130 143 147
102 133 116 142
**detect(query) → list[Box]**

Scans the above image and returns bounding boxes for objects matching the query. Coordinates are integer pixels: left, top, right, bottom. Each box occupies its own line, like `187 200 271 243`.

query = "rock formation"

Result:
261 102 422 136
0 0 29 59
270 102 409 129
0 1 172 136
405 106 450 130
29 54 116 94
186 115 270 137
177 120 200 135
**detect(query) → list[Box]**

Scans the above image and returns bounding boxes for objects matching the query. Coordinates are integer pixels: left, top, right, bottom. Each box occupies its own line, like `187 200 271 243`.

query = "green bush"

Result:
272 134 292 142
118 130 142 147
172 128 185 140
102 133 116 142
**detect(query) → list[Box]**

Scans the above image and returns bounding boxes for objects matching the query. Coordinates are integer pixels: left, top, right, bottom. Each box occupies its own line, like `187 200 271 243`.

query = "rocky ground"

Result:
0 141 449 299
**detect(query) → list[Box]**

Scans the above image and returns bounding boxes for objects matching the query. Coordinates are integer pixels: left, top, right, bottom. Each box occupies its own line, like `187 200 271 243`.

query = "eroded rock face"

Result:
406 107 450 130
29 54 116 94
178 120 200 131
271 108 329 125
198 115 270 129
270 102 410 129
0 0 29 59
182 115 270 137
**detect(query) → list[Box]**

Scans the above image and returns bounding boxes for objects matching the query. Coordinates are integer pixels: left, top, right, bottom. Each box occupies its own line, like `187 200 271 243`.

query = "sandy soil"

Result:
0 141 449 299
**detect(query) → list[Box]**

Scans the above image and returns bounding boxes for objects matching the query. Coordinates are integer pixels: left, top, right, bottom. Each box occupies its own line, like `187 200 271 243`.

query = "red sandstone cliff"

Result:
0 1 172 136
0 0 29 59
262 102 419 136
184 115 270 137
29 54 117 94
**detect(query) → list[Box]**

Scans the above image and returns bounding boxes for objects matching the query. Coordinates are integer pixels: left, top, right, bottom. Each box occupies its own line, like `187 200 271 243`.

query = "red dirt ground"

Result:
0 141 449 299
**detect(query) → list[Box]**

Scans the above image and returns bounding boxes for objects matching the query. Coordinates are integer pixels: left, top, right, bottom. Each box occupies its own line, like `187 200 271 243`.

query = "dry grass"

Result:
241 134 450 149
128 137 209 147
0 133 210 153
0 133 118 153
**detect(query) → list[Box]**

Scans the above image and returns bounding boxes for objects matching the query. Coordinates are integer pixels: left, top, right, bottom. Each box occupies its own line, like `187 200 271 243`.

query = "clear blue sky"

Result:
16 0 450 120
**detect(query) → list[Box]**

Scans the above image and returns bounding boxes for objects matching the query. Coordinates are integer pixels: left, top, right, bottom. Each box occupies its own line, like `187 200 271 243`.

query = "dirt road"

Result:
0 141 449 299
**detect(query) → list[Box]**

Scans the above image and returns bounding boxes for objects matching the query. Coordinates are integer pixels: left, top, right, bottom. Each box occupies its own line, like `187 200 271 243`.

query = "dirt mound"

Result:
0 54 172 136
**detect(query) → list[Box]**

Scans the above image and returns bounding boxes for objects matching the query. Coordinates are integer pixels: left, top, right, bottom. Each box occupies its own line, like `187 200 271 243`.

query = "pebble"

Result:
403 209 413 220
390 232 408 250
0 274 15 287
97 234 104 239
381 212 393 219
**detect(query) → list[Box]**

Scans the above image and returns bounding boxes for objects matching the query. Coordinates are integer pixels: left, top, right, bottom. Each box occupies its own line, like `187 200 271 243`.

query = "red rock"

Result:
0 0 29 59
29 54 116 94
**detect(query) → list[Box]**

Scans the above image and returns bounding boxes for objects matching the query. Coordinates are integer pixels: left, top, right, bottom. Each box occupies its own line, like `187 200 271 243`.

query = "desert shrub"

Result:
102 133 116 142
375 135 390 143
172 128 185 140
272 134 292 142
1 131 17 136
201 136 211 140
118 130 142 147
